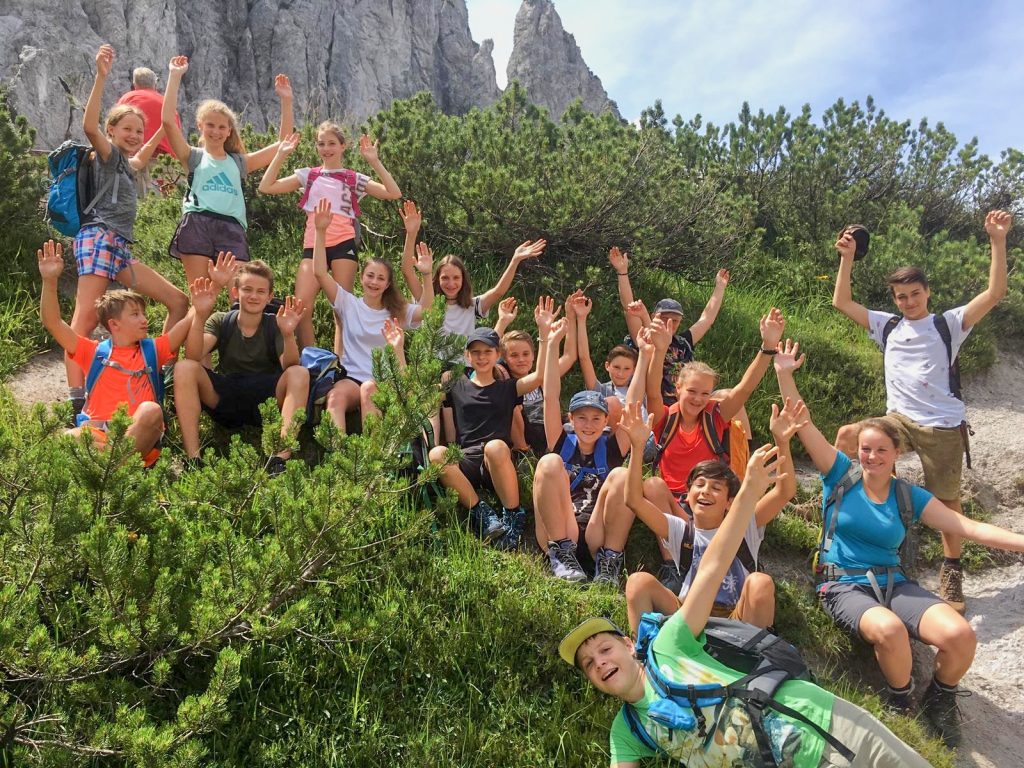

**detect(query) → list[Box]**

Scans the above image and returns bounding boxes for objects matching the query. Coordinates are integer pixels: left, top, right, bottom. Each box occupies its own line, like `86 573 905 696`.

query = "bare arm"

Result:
577 300 598 390
717 308 785 422
644 321 669 428
774 340 837 475
477 240 546 314
755 399 807 527
398 200 423 300
516 296 556 396
166 306 197 352
358 134 402 200
37 242 78 354
832 231 870 329
83 46 113 162
963 210 1011 330
258 133 302 195
688 269 729 345
494 297 518 337
128 126 166 171
242 74 295 173
183 277 220 360
541 319 568 451
921 497 1024 551
311 200 340 305
409 243 434 325
162 57 192 166
558 293 579 375
609 247 642 341
622 402 671 541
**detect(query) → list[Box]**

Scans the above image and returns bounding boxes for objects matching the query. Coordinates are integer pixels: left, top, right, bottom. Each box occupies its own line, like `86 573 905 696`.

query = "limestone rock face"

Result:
506 0 620 119
0 0 503 148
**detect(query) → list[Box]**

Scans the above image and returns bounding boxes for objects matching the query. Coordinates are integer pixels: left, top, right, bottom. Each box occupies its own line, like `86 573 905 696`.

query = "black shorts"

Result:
575 520 596 578
203 369 281 428
819 579 944 639
458 445 494 493
302 238 358 265
169 211 249 261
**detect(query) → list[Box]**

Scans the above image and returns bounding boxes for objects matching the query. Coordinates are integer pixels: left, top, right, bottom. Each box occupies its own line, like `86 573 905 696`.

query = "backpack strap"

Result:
297 167 323 209
138 338 164 403
80 150 118 218
260 314 280 369
819 462 861 559
700 404 729 462
559 433 611 492
931 313 962 401
893 477 916 561
675 513 695 580
880 314 901 351
653 408 682 471
622 704 663 755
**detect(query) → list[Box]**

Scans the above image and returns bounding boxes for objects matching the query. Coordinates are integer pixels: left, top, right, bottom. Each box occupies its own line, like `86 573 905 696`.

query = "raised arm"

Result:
358 134 402 201
558 291 580 375
312 200 340 305
773 339 837 474
681 446 783 637
477 240 546 314
755 398 807 526
409 242 434 324
963 210 1011 330
516 296 556 396
832 229 870 329
83 45 114 161
274 296 305 368
920 497 1024 551
184 276 221 360
242 75 295 173
166 305 197 352
688 269 729 345
162 56 192 166
258 133 302 195
644 317 671 427
717 308 785 422
494 297 518 337
37 241 78 354
609 247 641 341
622 402 672 541
398 200 424 300
382 318 407 369
541 318 569 450
128 126 166 171
576 296 598 390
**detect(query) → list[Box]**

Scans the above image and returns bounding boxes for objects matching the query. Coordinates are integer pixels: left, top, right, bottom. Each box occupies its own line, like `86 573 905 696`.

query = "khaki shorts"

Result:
881 412 963 500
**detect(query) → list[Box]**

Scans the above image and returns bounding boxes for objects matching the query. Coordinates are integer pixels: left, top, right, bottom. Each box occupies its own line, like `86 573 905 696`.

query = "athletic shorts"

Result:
169 211 249 261
458 445 495 493
75 224 135 281
302 238 358 265
882 412 964 500
202 369 281 428
79 421 162 467
819 579 944 639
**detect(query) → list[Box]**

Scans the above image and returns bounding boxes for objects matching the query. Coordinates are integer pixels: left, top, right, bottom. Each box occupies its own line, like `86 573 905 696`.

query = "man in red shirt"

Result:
116 66 182 193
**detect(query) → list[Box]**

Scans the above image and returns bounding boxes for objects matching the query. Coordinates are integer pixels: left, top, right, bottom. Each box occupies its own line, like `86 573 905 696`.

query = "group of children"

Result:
37 43 1022 765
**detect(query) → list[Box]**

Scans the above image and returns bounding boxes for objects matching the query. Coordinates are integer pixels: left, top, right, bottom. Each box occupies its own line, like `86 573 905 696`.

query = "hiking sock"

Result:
931 678 958 694
69 386 86 400
882 679 915 713
943 557 962 569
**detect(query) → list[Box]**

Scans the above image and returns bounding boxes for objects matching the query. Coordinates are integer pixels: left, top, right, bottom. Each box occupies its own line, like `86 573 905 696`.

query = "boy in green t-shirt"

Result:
559 402 933 768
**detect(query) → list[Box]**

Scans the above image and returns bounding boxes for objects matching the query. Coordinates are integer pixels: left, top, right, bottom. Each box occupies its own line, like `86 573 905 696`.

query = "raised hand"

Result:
548 316 569 344
626 299 646 320
276 132 300 157
571 294 593 318
275 295 306 337
189 277 219 317
759 307 785 349
636 325 655 357
399 199 422 234
359 134 380 163
382 317 405 352
985 209 1012 241
835 228 856 261
773 338 805 374
274 74 293 100
534 295 560 338
513 239 547 264
563 289 583 320
414 241 433 275
497 296 518 325
769 397 809 442
648 316 672 352
715 268 730 290
37 240 65 282
608 246 628 274
745 444 784 495
314 198 333 231
95 45 114 77
207 251 238 289
168 55 189 77
620 399 653 446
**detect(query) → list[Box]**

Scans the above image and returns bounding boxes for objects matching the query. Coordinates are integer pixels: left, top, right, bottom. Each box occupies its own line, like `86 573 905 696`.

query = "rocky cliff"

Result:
507 0 619 119
0 0 615 149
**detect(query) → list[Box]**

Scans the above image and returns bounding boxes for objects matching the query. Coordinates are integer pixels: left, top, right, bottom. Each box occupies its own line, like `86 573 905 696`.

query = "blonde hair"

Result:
105 104 145 133
500 330 534 354
316 121 347 146
235 260 275 293
676 360 719 387
95 290 147 331
196 99 245 154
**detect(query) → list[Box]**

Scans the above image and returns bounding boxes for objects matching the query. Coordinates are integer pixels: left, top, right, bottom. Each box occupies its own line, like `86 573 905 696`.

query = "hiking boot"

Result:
880 686 915 716
494 506 526 551
657 559 684 595
266 456 287 477
939 561 966 614
921 680 969 748
593 547 625 587
547 539 588 583
469 501 506 542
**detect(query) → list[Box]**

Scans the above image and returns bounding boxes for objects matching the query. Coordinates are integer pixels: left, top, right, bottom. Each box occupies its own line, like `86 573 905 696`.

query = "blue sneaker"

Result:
469 500 506 542
495 506 526 551
593 547 625 586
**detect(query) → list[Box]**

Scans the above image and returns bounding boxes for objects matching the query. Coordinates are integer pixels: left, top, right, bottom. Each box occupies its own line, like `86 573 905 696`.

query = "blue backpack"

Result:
46 141 120 236
78 338 163 427
299 346 344 426
623 612 854 766
558 432 610 492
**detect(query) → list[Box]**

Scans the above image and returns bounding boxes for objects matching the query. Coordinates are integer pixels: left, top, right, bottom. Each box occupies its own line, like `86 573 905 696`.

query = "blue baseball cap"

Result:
465 327 500 349
653 298 684 317
568 390 609 414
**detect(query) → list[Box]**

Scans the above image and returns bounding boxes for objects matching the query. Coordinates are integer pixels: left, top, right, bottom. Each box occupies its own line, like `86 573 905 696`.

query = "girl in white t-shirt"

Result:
311 200 431 433
259 124 402 349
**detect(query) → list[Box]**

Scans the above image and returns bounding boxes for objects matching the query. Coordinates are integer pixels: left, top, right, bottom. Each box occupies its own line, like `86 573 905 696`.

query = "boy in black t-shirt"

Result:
429 317 546 549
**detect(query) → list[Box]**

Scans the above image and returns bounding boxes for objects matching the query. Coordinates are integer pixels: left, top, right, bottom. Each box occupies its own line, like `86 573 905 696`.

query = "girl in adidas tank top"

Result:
259 125 402 351
65 44 189 416
161 55 294 287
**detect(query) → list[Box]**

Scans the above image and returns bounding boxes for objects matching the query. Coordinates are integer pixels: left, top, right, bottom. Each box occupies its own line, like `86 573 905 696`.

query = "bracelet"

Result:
760 347 778 356
616 271 628 276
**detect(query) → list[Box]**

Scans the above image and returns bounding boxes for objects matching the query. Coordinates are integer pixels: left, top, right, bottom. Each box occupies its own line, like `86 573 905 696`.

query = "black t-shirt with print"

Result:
551 432 626 526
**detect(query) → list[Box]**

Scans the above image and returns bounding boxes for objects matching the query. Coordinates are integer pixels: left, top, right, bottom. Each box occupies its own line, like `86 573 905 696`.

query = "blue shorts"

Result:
75 224 135 280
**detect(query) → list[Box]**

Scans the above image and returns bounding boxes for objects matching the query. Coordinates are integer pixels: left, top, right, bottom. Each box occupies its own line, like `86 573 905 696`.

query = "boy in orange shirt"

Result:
38 240 193 464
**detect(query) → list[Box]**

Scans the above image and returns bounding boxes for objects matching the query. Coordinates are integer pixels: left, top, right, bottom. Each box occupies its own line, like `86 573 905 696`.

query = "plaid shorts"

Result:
75 224 135 280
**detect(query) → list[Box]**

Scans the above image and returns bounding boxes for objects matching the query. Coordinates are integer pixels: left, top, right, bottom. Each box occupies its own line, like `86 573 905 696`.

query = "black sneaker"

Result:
657 559 684 595
921 680 969 748
494 507 526 551
880 687 915 716
469 500 506 542
266 456 287 476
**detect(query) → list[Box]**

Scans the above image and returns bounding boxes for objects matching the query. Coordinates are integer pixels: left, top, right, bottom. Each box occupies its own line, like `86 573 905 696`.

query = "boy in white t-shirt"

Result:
831 210 1012 613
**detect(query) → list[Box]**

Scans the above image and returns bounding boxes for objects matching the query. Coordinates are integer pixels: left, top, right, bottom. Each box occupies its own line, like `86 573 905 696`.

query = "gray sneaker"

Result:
547 539 588 583
469 501 506 542
593 547 625 586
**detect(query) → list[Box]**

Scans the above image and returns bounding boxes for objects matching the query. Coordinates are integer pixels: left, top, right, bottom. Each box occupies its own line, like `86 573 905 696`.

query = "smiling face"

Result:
576 632 642 700
675 371 715 420
502 339 535 378
466 341 499 374
685 473 733 526
604 353 636 388
569 407 609 446
316 129 346 165
361 260 392 299
197 110 233 150
890 281 931 321
437 263 465 301
230 273 273 315
857 426 900 478
107 112 145 155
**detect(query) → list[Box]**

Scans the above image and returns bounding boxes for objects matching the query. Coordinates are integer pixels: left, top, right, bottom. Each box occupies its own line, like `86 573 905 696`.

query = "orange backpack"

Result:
654 403 749 480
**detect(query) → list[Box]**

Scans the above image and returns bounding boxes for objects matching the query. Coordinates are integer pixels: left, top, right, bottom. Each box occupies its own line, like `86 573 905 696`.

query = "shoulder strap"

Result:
261 314 280 369
931 312 962 401
893 478 916 562
736 538 757 574
622 704 662 755
881 314 901 351
139 338 163 402
700 405 729 461
297 167 323 209
85 337 113 396
230 152 246 179
653 408 682 471
342 169 362 217
558 432 578 465
676 516 695 578
220 309 240 348
80 150 117 216
594 434 609 477
820 462 862 559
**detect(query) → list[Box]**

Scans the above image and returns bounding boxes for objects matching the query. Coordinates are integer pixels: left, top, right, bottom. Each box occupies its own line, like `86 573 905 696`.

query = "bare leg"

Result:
917 602 976 686
179 254 212 288
359 379 379 425
173 359 219 458
532 453 577 544
625 572 681 635
732 572 776 628
429 445 479 508
325 378 361 434
483 439 519 508
117 261 189 332
66 274 111 389
586 467 633 555
275 365 310 459
125 401 164 456
293 260 322 350
858 606 914 688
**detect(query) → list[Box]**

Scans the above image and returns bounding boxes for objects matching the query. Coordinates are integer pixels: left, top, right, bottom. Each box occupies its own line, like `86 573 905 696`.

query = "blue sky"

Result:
466 0 1022 159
